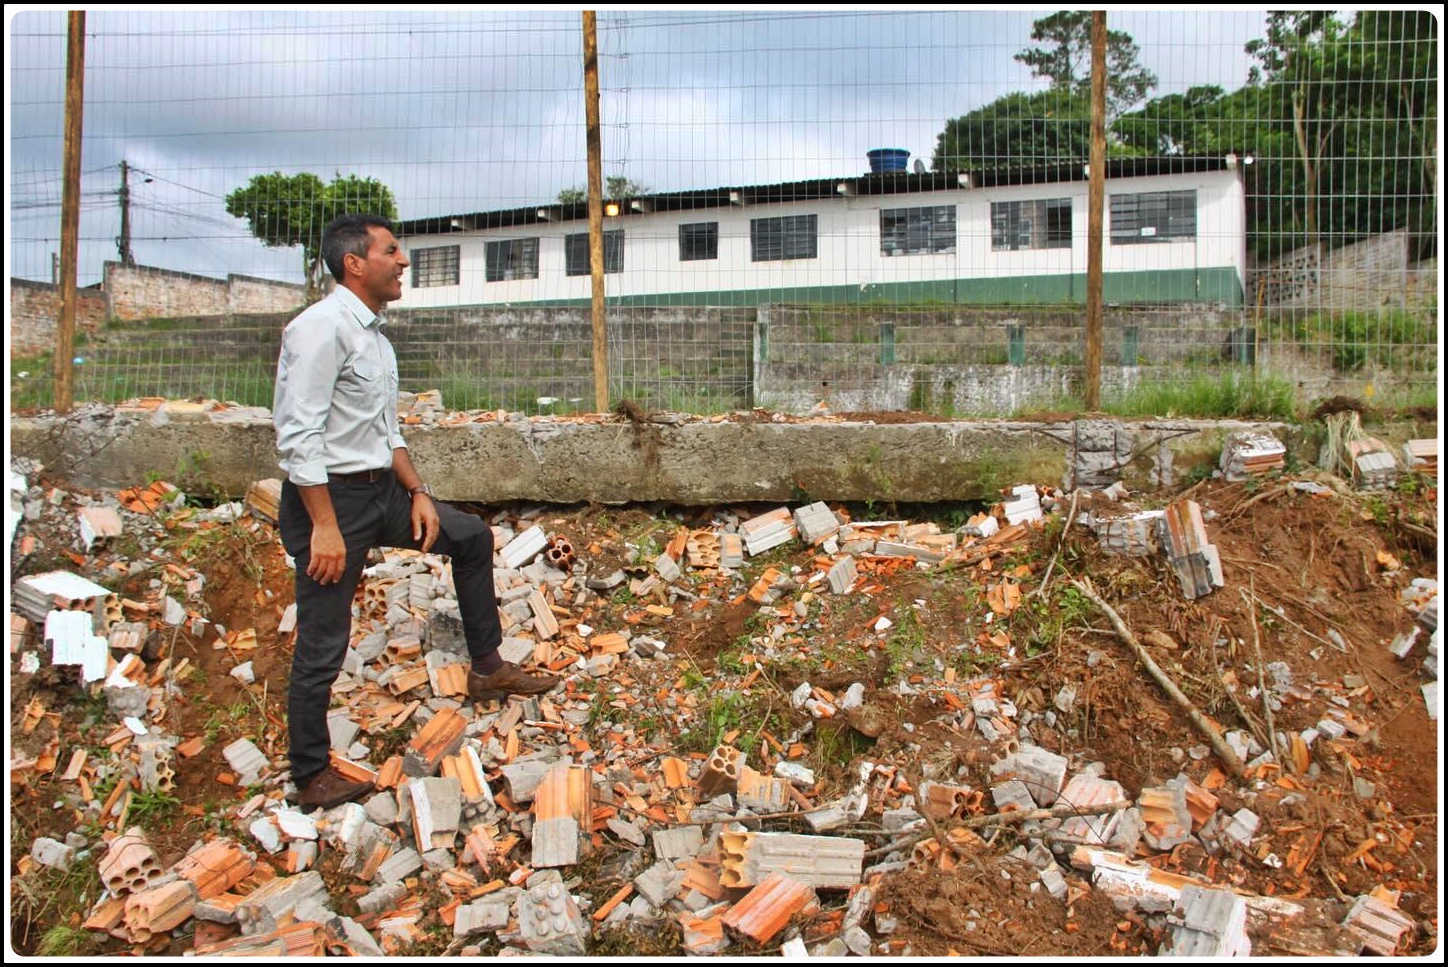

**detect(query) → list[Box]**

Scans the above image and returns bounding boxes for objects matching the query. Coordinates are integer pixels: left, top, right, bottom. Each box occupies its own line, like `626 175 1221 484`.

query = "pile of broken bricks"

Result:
9 455 1436 956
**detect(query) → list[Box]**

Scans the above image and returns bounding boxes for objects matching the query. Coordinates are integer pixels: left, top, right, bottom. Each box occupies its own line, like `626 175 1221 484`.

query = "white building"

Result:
393 155 1248 310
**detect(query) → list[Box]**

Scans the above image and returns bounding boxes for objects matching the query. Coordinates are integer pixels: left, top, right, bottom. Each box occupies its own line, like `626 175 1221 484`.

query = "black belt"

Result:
330 468 391 484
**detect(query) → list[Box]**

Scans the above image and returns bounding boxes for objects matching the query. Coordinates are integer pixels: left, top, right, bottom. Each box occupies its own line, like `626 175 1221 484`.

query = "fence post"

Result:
56 10 86 414
582 11 608 413
1084 10 1107 411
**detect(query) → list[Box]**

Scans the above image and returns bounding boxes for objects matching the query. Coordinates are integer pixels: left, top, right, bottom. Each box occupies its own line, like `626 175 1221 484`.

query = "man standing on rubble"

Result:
272 213 560 811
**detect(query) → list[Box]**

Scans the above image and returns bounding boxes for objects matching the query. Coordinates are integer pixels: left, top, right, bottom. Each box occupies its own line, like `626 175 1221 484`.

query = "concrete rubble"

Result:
6 443 1439 958
1219 431 1286 482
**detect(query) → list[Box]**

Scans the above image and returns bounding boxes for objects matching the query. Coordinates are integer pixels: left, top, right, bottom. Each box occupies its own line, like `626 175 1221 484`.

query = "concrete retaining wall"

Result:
10 406 1309 505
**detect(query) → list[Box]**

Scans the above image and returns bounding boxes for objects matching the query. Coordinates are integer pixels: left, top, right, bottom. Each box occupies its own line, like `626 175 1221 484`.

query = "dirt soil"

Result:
7 452 1441 957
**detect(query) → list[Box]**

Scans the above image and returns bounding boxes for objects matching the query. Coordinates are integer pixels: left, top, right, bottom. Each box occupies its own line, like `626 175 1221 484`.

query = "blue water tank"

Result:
867 148 910 173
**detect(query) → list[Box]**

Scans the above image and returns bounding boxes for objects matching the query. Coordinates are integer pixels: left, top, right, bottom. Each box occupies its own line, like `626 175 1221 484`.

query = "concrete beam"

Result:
10 407 1320 505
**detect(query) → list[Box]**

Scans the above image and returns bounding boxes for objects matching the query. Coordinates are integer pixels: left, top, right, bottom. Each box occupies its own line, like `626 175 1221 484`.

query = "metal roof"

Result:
395 155 1233 237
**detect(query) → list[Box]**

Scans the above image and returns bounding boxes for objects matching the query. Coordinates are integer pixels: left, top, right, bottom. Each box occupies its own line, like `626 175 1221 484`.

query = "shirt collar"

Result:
333 285 386 329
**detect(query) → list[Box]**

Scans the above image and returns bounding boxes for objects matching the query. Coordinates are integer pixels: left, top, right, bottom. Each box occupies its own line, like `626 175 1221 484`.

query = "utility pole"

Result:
582 11 609 413
118 158 135 266
56 10 86 414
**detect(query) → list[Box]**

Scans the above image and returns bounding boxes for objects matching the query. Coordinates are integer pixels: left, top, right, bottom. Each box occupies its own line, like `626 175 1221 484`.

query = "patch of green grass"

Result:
810 721 874 773
37 923 97 957
1286 308 1437 373
1102 371 1298 420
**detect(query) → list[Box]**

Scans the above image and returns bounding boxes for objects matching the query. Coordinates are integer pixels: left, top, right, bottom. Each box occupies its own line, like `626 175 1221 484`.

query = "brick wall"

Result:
101 262 307 321
230 274 307 315
104 262 230 320
9 279 109 357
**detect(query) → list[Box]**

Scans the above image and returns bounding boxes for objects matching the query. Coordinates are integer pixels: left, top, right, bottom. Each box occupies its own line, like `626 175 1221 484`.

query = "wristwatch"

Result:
408 484 433 498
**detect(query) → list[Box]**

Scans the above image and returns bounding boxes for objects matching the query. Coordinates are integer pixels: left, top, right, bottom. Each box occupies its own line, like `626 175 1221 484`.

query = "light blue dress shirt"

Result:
273 287 405 486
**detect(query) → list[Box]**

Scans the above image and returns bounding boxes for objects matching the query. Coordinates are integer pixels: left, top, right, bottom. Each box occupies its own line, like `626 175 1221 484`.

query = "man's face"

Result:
350 226 409 310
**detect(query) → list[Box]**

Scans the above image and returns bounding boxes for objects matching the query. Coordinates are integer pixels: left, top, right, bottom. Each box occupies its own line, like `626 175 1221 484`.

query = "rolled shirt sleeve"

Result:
274 314 341 487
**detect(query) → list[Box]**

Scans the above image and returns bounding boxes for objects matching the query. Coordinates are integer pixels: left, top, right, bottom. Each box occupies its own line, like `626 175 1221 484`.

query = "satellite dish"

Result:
912 159 927 175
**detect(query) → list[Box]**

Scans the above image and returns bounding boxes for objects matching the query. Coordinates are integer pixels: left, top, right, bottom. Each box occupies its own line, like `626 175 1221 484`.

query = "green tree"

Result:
934 12 1156 173
1244 10 1437 258
557 176 649 205
1112 85 1231 156
1015 10 1157 120
1245 11 1349 246
1347 9 1437 258
933 89 1090 172
225 171 397 300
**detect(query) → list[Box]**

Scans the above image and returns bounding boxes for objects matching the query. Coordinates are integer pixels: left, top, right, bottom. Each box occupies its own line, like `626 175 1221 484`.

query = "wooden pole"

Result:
582 11 609 413
1084 11 1107 412
56 10 86 414
118 159 135 266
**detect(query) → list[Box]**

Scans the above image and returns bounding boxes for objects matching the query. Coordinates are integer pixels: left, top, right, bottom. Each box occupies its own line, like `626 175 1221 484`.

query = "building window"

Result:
990 199 1072 251
484 237 539 282
1110 190 1196 244
410 245 459 287
565 230 624 276
880 205 956 256
751 214 817 262
679 222 719 261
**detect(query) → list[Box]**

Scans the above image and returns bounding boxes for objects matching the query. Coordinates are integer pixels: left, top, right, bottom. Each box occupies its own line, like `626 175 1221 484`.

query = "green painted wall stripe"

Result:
489 268 1243 309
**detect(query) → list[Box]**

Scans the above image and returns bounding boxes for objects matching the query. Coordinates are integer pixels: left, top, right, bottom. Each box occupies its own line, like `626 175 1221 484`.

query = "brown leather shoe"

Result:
295 766 375 812
468 663 561 704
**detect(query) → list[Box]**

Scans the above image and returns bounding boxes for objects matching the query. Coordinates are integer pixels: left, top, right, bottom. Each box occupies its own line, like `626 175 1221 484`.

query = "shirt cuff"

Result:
288 459 331 487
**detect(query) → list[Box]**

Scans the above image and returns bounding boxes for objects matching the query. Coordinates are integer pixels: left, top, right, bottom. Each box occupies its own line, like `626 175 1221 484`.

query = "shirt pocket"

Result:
339 356 382 401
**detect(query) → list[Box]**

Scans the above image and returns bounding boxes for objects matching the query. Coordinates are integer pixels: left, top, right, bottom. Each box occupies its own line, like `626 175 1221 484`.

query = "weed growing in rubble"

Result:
810 721 873 774
1364 495 1392 526
884 605 926 679
10 844 99 956
37 924 97 957
951 647 1000 679
1395 472 1423 497
716 646 750 675
1019 584 1093 653
705 692 748 745
128 788 182 829
593 923 684 956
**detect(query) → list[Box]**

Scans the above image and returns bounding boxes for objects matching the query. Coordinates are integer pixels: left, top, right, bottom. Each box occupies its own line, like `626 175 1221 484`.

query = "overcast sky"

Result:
7 6 1270 286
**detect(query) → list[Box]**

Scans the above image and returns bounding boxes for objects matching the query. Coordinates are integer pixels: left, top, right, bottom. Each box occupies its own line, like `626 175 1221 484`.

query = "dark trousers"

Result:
278 472 500 785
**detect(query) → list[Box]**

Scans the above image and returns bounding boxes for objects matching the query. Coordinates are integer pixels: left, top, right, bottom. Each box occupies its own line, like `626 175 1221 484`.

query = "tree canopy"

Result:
225 171 397 299
557 177 650 205
1014 10 1156 120
933 89 1090 173
932 10 1437 262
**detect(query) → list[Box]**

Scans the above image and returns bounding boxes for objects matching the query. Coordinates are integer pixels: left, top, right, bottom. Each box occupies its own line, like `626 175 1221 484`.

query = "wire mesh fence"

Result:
9 10 1438 416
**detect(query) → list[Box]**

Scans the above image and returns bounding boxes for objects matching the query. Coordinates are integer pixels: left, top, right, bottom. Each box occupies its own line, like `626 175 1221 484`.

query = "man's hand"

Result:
412 494 440 553
307 522 347 584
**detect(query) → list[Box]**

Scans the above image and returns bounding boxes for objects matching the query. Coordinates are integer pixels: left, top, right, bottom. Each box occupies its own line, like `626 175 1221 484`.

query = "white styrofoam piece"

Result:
21 570 112 600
